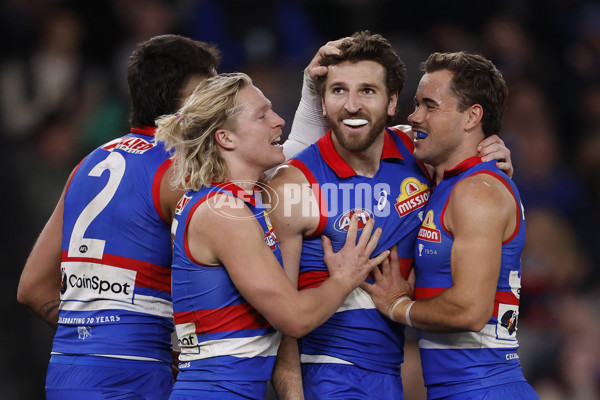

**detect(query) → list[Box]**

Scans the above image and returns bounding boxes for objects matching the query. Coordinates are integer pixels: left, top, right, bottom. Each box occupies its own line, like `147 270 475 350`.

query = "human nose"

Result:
272 112 285 129
344 91 361 114
407 106 421 125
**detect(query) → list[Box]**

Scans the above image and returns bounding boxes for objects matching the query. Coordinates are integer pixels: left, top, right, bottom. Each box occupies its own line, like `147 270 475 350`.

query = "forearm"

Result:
283 71 327 161
18 273 60 329
277 277 351 338
272 335 304 400
391 291 489 332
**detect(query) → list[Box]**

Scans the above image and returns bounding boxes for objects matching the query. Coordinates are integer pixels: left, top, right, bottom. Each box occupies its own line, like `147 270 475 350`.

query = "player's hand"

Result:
361 246 413 320
477 134 513 178
322 214 388 291
305 37 349 80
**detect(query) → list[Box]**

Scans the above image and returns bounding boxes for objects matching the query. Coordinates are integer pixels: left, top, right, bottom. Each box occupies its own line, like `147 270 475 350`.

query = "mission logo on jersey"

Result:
395 177 430 217
418 210 441 242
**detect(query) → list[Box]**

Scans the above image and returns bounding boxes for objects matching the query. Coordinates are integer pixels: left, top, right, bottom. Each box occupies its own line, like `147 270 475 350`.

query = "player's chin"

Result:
268 146 285 167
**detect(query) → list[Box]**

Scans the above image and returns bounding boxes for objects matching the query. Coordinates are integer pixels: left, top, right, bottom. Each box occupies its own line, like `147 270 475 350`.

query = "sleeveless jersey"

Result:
53 126 174 364
171 182 283 392
414 157 528 399
288 128 431 374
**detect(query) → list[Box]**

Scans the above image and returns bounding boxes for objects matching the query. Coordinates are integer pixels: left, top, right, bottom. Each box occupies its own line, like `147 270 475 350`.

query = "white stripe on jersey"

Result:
337 287 376 312
419 323 519 350
178 331 281 362
300 354 354 365
59 294 173 319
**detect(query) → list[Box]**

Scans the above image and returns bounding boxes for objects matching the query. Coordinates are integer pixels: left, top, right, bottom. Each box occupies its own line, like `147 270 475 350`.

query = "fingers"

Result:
477 134 505 152
356 215 376 247
495 160 514 178
368 249 390 270
306 37 350 79
344 214 359 246
321 235 333 260
388 245 400 279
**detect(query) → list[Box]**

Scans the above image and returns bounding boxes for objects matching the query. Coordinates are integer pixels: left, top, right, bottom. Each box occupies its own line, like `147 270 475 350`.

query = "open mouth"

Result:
342 118 368 128
414 130 428 140
270 137 282 147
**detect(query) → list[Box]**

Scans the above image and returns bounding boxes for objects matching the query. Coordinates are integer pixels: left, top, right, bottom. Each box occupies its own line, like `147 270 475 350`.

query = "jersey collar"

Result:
131 126 156 136
442 156 482 179
317 128 404 178
212 181 259 206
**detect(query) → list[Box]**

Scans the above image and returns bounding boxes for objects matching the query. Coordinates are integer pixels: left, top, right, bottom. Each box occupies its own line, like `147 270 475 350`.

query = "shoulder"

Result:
448 173 515 224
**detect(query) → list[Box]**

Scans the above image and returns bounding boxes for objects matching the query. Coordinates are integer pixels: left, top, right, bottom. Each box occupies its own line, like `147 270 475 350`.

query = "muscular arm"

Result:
266 165 320 399
188 190 384 338
365 174 517 332
17 183 68 329
159 163 186 225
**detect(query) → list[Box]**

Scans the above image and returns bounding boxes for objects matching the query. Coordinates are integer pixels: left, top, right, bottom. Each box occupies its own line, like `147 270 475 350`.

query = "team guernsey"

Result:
414 157 528 399
53 127 174 365
171 182 282 398
288 128 431 382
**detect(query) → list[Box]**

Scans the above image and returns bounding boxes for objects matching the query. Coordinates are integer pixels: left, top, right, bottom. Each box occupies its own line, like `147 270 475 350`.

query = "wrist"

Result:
389 296 410 322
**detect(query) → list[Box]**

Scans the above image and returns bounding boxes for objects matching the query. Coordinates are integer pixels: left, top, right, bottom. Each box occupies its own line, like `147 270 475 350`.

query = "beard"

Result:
326 113 387 153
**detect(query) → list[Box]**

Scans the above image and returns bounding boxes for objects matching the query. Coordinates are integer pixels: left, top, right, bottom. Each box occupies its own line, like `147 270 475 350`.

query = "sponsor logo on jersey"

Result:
176 322 200 355
395 178 430 217
334 208 373 232
175 194 192 215
61 263 136 299
114 137 156 154
500 309 518 335
418 210 441 242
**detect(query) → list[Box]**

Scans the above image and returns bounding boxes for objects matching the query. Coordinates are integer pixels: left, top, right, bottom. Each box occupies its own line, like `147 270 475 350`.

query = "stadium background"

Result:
1 1 598 399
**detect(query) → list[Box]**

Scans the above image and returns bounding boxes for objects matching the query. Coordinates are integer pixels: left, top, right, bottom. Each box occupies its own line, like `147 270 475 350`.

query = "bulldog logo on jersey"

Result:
263 211 278 250
418 210 441 242
395 178 430 217
334 209 373 232
175 195 192 215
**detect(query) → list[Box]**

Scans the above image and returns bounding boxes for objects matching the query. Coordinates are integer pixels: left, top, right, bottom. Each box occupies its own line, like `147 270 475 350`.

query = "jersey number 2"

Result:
68 152 126 259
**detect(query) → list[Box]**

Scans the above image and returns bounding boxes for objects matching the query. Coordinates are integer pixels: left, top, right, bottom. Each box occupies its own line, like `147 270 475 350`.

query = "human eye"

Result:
363 87 375 95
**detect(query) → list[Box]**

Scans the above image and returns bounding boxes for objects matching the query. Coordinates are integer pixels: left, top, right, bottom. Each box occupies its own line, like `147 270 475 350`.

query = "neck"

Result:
331 132 385 178
433 143 480 185
221 157 264 192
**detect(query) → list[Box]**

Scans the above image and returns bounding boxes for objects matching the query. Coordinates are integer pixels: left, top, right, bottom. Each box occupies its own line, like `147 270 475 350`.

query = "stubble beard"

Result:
327 114 387 153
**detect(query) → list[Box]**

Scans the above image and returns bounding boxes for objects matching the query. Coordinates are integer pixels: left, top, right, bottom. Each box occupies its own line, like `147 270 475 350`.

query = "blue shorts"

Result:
438 381 539 400
46 355 173 400
170 380 268 400
301 363 403 400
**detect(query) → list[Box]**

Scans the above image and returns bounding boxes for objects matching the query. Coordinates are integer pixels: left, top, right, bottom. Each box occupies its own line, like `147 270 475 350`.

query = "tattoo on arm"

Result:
39 300 60 329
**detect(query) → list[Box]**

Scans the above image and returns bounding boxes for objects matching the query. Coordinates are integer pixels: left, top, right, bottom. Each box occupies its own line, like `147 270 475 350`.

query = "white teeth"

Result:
343 119 368 127
271 137 282 146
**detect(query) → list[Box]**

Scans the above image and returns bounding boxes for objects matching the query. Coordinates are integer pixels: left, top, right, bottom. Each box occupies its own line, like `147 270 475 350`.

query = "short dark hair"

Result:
422 52 508 136
315 31 406 112
127 34 221 127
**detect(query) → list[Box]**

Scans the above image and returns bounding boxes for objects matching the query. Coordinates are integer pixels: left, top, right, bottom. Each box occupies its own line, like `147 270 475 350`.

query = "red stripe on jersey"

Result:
299 258 412 290
153 159 172 224
413 286 444 300
62 251 171 294
286 158 328 236
174 303 270 333
298 270 329 290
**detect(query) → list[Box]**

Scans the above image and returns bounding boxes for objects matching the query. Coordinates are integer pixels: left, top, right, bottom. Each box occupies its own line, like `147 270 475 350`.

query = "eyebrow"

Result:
414 96 439 106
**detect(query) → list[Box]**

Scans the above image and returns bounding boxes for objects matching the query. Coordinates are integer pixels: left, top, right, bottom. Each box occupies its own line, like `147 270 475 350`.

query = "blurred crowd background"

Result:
1 0 599 399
